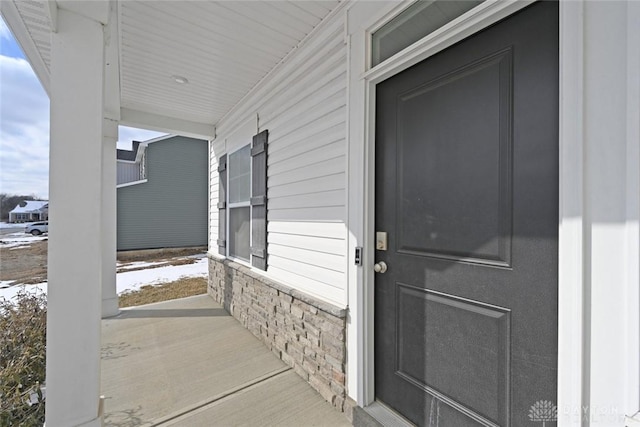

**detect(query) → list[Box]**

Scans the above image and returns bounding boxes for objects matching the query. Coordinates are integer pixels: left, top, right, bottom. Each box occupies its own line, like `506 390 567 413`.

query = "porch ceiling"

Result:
3 0 340 134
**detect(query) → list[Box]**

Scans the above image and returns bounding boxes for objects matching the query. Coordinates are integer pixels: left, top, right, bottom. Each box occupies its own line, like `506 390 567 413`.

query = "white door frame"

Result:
346 0 640 423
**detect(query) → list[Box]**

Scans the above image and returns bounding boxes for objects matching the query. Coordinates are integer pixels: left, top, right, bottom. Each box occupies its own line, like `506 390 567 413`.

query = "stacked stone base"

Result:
208 254 351 412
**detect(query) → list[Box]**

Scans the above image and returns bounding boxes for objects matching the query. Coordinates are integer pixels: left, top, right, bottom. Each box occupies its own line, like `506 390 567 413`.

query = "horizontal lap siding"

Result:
117 162 141 185
117 137 208 251
211 15 348 306
263 20 347 306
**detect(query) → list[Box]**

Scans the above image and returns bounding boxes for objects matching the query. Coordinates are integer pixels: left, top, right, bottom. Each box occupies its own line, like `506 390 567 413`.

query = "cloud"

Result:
0 55 50 198
0 18 165 199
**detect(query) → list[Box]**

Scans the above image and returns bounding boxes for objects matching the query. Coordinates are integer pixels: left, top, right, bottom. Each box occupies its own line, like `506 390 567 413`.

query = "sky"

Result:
0 17 166 200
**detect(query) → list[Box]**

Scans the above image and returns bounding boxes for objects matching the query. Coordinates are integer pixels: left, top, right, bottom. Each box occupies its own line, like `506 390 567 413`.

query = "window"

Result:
371 0 483 67
218 130 268 270
228 145 251 262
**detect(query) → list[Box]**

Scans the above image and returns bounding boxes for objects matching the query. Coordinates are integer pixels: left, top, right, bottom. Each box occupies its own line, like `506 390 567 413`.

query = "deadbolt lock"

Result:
376 232 388 251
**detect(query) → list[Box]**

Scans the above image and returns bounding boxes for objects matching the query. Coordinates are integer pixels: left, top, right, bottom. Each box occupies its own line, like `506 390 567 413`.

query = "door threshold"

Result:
364 401 415 427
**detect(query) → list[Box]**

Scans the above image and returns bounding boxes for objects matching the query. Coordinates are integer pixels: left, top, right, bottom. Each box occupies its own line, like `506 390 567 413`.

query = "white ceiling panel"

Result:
4 0 341 133
119 0 341 128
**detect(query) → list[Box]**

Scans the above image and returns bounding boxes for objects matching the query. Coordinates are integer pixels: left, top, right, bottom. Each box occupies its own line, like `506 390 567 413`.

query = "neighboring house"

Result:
116 135 208 251
116 140 145 186
4 1 640 426
8 200 48 223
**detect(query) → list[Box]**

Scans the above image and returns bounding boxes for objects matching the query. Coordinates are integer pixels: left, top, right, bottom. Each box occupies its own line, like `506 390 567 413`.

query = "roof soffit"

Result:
4 1 341 135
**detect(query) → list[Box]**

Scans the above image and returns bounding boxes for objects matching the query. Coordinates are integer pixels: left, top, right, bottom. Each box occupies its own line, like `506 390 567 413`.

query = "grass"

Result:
118 277 208 308
117 247 206 263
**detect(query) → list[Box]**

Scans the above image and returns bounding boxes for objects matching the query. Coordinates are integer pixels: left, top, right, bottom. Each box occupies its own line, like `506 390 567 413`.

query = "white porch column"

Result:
578 1 640 425
46 7 106 427
102 118 119 318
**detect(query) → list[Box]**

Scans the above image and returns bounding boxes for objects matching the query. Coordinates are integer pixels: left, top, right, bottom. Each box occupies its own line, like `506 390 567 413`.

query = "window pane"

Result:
372 0 483 67
229 206 250 262
229 145 251 203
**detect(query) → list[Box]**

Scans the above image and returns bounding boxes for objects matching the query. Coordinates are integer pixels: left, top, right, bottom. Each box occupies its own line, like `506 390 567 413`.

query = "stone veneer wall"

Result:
207 254 351 412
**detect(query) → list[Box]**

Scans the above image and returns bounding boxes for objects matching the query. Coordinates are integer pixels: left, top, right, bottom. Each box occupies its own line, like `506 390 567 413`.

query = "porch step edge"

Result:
150 366 291 426
363 402 415 427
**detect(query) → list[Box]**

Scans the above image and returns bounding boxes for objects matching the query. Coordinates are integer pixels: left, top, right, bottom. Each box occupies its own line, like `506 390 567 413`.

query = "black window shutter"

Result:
217 154 227 255
251 130 268 270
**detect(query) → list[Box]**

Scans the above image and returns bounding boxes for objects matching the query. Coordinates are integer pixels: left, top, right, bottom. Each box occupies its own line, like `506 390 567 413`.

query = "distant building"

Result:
116 135 208 251
8 200 49 223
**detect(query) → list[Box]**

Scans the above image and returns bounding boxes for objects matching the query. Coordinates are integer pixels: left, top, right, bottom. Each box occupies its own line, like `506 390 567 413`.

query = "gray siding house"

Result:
117 135 208 251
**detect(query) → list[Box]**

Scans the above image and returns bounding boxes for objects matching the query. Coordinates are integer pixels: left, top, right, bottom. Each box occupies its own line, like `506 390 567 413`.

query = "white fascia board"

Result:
46 1 58 33
120 108 215 140
118 135 178 163
135 145 146 163
136 134 182 162
139 134 176 145
57 0 109 25
104 2 120 121
116 179 147 189
0 1 51 95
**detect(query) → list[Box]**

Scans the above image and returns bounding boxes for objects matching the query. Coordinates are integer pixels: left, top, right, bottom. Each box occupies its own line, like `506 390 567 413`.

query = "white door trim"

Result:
345 0 597 421
556 1 585 422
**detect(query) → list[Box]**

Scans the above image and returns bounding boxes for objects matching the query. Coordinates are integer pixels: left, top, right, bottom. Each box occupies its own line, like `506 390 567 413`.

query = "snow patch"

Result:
0 283 47 302
0 233 47 248
0 257 208 303
0 280 16 289
116 258 207 294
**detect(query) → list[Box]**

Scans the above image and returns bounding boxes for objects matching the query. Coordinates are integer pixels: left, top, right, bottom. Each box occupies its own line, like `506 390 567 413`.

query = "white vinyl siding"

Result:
117 162 141 185
117 137 208 250
210 13 348 306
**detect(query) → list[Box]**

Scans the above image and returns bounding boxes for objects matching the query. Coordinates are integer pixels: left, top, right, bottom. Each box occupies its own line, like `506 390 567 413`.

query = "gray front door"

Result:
374 3 559 426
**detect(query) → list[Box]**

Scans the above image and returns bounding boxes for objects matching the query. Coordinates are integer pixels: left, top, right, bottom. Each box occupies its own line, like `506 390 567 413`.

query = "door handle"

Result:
374 261 388 274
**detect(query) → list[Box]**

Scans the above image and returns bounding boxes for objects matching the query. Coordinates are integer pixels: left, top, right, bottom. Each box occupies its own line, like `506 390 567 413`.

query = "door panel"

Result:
374 3 559 426
396 47 513 267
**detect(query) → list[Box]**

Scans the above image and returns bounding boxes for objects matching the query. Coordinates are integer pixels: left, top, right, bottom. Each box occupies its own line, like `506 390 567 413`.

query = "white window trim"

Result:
346 0 640 422
226 143 253 267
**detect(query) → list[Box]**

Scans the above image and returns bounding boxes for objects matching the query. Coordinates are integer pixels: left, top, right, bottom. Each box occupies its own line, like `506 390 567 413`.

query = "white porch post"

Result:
576 1 640 424
102 118 119 318
46 7 106 427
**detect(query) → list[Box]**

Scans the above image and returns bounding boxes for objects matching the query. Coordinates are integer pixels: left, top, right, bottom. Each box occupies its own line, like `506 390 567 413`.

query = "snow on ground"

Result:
116 257 207 294
0 232 48 248
0 283 47 302
0 280 17 289
0 257 208 303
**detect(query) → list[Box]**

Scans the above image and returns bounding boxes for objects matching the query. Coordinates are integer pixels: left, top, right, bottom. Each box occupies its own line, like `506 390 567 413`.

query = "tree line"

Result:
0 194 46 222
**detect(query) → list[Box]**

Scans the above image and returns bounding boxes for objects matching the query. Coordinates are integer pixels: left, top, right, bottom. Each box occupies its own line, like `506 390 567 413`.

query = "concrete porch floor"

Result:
101 295 351 426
